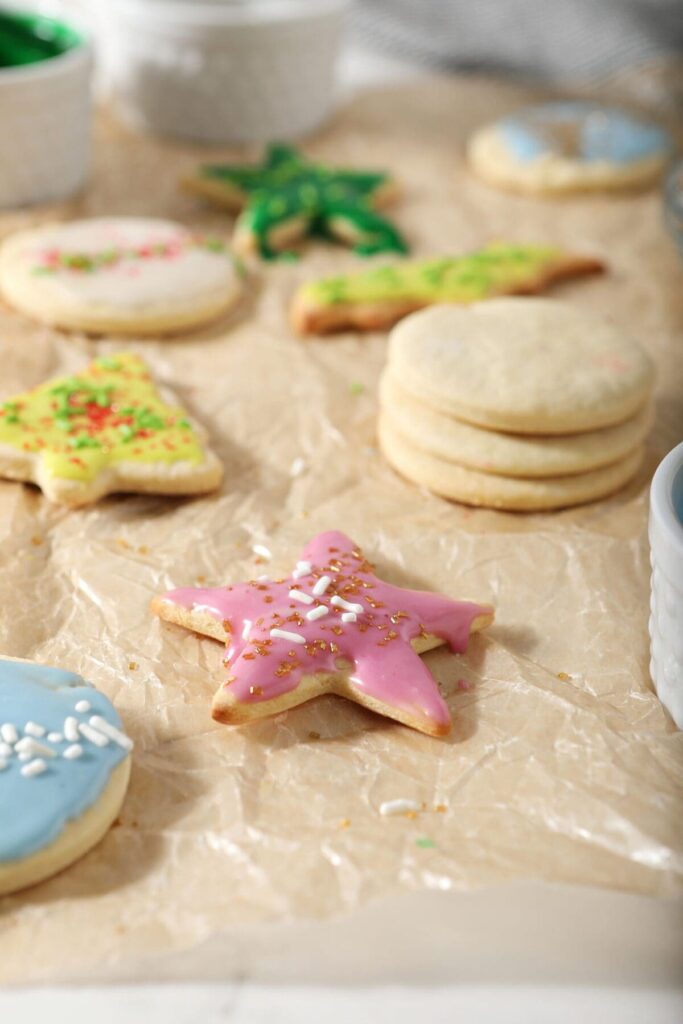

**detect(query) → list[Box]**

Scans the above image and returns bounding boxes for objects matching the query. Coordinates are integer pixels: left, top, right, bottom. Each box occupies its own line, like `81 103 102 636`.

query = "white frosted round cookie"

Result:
0 658 132 895
379 369 653 478
0 217 243 336
378 416 644 512
467 102 672 195
388 298 655 435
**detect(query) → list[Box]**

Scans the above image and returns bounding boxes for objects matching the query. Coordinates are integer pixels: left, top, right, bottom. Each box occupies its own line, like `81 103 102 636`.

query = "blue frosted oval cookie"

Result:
468 101 673 194
0 658 132 895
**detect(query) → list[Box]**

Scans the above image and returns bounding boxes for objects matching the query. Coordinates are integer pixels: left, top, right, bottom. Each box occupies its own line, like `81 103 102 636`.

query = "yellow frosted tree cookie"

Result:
0 353 222 506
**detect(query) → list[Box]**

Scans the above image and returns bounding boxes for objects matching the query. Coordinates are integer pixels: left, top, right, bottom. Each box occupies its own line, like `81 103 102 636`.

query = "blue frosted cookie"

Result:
468 101 673 194
0 658 132 895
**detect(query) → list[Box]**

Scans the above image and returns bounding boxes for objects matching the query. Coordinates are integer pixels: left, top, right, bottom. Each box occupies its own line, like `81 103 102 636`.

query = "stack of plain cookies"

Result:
378 298 655 511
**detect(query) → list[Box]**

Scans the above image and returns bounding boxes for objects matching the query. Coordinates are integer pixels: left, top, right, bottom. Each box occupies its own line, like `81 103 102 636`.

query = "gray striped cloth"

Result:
351 0 683 82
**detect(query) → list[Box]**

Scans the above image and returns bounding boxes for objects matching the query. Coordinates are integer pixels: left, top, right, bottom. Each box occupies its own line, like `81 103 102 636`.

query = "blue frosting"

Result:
500 102 671 165
0 660 130 863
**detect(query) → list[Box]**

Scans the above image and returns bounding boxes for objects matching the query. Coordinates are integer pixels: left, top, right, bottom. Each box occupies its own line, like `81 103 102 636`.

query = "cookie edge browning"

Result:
152 595 494 737
211 608 493 737
290 251 606 336
0 756 131 897
0 224 245 338
378 413 646 511
467 125 670 195
0 436 223 508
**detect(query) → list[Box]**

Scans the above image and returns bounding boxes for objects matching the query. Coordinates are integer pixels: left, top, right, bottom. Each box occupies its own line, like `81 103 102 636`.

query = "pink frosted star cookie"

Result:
152 531 494 737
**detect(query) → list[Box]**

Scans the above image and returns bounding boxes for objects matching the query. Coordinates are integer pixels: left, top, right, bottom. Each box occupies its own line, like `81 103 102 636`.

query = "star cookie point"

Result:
153 530 493 736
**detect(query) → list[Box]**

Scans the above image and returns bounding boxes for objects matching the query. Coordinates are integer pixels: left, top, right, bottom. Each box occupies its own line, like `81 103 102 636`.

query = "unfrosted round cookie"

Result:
379 369 653 478
378 415 644 512
0 217 243 336
388 298 655 435
468 102 672 195
0 658 132 896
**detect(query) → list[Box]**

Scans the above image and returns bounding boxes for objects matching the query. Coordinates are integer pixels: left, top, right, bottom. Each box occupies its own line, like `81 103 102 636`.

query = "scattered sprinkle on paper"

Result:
252 543 272 560
339 818 351 829
457 678 472 691
290 457 306 478
415 837 436 849
379 798 421 817
557 671 571 681
350 381 365 395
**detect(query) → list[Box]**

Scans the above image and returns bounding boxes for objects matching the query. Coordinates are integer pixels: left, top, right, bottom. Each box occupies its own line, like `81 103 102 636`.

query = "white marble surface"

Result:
2 984 683 1023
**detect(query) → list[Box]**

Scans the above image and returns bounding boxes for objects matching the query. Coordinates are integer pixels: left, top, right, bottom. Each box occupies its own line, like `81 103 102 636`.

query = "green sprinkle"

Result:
97 357 122 371
415 837 436 849
349 381 365 396
69 435 102 449
203 238 226 253
177 418 192 429
118 424 136 442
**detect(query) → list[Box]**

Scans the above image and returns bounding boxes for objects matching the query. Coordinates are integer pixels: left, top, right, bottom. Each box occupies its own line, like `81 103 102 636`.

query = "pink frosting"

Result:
161 531 488 731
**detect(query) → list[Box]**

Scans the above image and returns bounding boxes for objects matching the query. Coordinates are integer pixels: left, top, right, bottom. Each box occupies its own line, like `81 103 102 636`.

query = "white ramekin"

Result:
95 0 349 144
0 17 92 208
649 440 683 728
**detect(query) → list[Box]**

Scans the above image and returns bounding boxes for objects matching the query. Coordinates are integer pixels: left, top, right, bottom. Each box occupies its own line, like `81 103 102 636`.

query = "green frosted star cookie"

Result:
183 144 408 261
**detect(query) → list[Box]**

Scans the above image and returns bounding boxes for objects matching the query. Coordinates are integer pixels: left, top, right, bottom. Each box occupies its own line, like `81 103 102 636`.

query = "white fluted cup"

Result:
649 440 683 727
0 26 91 208
95 0 349 144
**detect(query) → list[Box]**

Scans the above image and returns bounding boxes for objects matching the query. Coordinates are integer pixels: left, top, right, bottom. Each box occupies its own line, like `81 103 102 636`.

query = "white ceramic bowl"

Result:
95 0 349 144
0 11 92 208
649 440 683 728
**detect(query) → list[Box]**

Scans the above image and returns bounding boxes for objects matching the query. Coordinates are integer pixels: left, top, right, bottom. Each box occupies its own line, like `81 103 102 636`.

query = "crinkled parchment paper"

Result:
0 77 682 985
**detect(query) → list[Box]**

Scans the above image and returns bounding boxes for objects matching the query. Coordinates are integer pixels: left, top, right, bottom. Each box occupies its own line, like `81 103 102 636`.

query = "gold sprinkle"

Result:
249 685 263 696
128 661 139 671
308 731 321 740
435 804 447 813
116 537 131 550
557 671 571 681
339 818 351 829
196 575 206 584
138 545 149 555
31 535 43 546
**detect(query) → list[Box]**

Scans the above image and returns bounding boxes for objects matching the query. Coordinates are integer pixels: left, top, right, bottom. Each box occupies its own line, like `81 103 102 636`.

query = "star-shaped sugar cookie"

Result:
183 144 408 261
0 353 222 506
152 531 493 737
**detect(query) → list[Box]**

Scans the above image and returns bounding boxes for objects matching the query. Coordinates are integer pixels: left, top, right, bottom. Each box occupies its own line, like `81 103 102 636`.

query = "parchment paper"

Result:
0 77 682 985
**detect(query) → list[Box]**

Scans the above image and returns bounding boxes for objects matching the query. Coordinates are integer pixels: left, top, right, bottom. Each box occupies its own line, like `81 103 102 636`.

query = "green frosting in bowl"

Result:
0 8 82 69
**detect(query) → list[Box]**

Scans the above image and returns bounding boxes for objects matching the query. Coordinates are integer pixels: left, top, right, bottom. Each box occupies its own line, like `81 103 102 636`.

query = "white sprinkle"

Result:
306 605 329 621
0 741 12 758
312 575 331 596
0 759 7 772
21 759 47 778
290 457 306 478
341 612 357 623
289 588 314 605
15 736 56 759
78 722 110 748
24 721 46 738
47 732 63 744
64 716 80 742
252 544 271 560
18 751 31 761
1 723 18 744
331 596 363 614
75 700 91 714
89 715 133 751
256 574 269 581
242 619 252 641
270 628 306 645
379 798 421 817
292 560 312 580
63 744 83 760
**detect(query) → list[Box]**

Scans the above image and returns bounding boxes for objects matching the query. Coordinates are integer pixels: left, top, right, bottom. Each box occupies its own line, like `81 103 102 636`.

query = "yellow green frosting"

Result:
0 353 205 482
300 243 565 306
